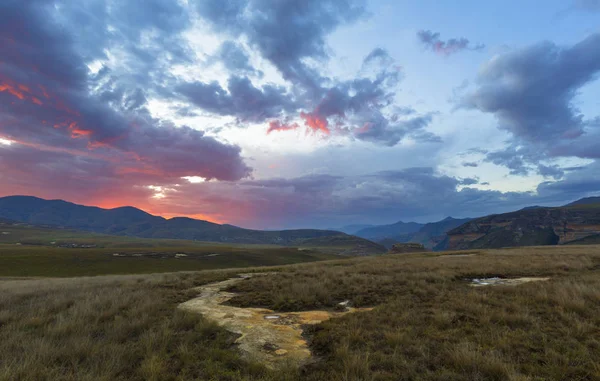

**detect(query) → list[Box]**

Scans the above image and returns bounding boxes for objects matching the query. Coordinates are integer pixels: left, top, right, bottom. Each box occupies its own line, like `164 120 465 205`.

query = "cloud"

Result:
459 177 480 186
72 167 583 229
267 120 300 134
462 33 600 176
190 3 437 148
176 76 297 122
538 161 600 197
462 162 479 168
464 34 600 144
208 41 263 77
484 146 534 176
354 113 440 146
417 30 485 56
0 0 251 187
196 0 367 91
363 48 394 67
266 48 440 146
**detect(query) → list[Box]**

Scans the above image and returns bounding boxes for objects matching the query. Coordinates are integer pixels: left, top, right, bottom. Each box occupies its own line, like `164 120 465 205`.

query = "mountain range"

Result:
2 195 600 253
351 217 472 250
447 198 600 250
0 196 384 253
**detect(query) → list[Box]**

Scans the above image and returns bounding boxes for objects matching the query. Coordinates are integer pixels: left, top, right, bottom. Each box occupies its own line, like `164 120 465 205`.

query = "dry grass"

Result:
228 246 600 380
3 245 600 380
0 270 286 381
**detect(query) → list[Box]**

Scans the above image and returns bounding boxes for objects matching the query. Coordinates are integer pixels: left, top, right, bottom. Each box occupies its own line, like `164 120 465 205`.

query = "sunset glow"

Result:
1 0 598 229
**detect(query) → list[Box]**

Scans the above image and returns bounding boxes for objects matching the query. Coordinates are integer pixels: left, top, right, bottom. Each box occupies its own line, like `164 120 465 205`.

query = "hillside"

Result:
446 202 600 250
361 217 472 250
0 196 381 252
565 197 600 207
328 224 375 235
355 220 423 240
407 217 473 250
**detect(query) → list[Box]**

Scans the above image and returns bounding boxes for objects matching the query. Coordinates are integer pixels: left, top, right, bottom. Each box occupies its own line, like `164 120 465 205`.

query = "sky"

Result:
0 0 599 229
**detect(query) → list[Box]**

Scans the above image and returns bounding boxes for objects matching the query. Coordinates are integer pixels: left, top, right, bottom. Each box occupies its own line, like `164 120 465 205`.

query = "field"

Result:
2 245 600 380
0 224 339 277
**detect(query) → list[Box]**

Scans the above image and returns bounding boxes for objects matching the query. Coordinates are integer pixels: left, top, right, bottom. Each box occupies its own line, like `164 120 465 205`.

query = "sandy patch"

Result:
179 273 372 369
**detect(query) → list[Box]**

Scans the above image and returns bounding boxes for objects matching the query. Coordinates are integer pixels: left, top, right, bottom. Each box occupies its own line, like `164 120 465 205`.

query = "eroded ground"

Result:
178 273 372 369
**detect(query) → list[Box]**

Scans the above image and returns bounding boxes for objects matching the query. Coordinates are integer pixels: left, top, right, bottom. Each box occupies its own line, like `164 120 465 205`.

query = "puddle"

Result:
178 273 372 369
470 277 550 287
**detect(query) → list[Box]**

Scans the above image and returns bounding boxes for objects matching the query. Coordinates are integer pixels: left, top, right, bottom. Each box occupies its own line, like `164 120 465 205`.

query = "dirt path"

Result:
178 273 372 369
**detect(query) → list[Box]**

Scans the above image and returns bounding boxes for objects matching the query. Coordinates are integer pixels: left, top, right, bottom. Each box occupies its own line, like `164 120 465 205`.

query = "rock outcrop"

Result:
446 206 600 250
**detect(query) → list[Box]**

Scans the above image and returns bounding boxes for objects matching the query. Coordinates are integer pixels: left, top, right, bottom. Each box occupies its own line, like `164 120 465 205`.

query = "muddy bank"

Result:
178 273 372 369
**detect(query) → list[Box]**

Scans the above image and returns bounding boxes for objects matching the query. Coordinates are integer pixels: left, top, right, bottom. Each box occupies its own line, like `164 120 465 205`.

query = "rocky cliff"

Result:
446 206 600 250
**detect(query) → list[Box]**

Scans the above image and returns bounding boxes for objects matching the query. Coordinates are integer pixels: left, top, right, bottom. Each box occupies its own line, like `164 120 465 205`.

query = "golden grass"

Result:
229 246 600 380
2 245 600 380
0 271 285 381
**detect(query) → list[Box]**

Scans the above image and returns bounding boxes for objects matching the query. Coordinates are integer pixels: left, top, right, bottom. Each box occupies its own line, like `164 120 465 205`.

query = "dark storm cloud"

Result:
0 0 251 183
462 162 479 168
417 30 485 56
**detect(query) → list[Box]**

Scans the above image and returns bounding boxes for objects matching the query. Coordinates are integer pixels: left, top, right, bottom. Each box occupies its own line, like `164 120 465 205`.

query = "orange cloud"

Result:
300 111 330 134
267 120 300 134
0 83 27 100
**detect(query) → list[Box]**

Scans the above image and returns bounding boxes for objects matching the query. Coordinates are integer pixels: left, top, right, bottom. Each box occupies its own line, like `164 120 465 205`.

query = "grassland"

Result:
2 245 600 380
0 224 339 277
0 270 286 381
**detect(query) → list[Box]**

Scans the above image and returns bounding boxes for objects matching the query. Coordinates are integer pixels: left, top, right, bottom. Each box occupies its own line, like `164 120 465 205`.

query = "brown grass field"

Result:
2 245 600 380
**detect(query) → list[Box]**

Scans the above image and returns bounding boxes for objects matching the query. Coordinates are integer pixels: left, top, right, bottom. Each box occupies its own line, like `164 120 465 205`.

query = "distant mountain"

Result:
446 202 600 250
520 206 543 211
417 217 474 250
0 196 384 253
355 221 423 240
372 217 473 250
564 197 600 207
329 224 375 235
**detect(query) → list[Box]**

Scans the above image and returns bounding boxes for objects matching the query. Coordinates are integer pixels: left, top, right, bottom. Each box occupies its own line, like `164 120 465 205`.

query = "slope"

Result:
0 196 382 251
446 200 600 250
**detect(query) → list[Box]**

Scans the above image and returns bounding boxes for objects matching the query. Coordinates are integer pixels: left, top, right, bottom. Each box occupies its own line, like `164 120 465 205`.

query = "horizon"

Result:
0 193 593 231
1 1 600 229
